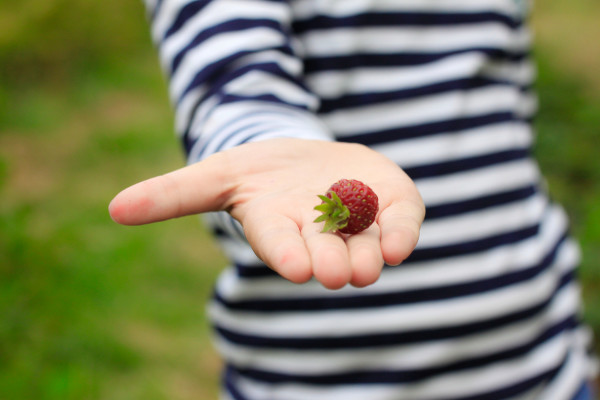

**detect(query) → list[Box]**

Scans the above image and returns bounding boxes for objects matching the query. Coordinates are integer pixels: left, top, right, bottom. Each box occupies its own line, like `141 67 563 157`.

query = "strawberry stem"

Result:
313 191 350 233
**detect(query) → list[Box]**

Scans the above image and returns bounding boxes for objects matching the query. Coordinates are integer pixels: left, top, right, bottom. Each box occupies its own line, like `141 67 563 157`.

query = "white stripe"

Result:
224 70 320 109
417 192 547 248
415 158 540 206
307 52 485 98
209 235 578 337
320 85 521 136
229 332 570 400
307 52 531 99
291 0 527 19
299 24 530 56
371 121 533 169
215 282 579 374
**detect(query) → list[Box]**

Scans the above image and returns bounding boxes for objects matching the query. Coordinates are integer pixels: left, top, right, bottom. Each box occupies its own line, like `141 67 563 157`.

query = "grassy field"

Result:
1 1 598 399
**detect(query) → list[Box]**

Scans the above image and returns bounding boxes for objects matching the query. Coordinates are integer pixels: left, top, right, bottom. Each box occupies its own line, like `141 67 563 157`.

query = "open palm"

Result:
109 138 425 289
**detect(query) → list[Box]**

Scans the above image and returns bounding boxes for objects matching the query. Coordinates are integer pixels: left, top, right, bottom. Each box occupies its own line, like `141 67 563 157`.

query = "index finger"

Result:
109 152 233 225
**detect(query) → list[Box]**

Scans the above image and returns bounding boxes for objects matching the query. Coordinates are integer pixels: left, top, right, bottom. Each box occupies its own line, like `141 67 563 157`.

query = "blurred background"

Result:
0 0 598 399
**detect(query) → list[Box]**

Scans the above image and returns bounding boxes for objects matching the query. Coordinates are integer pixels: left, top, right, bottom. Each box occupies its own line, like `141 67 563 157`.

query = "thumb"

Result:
109 152 233 225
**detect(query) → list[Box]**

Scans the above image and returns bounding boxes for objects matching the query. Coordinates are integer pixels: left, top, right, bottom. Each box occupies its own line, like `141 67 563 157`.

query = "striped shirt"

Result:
144 0 597 398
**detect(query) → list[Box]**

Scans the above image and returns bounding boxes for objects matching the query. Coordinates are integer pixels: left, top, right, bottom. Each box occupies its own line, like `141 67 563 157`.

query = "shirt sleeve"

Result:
144 0 334 164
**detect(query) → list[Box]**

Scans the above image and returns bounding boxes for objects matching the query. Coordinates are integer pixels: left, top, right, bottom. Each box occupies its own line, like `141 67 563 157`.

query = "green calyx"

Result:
313 191 350 233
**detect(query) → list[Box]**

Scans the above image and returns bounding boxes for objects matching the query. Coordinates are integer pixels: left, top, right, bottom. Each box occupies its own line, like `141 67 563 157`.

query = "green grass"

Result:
0 62 227 398
534 50 600 342
0 3 226 397
0 1 598 399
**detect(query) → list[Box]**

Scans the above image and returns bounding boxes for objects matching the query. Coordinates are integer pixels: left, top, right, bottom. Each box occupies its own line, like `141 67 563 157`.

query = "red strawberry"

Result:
314 179 379 234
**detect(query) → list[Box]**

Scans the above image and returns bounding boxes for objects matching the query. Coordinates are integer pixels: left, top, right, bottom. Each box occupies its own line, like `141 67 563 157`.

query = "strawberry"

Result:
314 179 379 234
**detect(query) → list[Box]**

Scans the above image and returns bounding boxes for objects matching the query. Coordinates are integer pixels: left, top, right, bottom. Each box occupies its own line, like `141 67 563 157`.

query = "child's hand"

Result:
109 138 425 289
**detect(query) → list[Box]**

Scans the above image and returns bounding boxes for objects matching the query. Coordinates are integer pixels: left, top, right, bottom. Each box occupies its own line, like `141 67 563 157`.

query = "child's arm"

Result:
145 0 334 162
109 138 424 289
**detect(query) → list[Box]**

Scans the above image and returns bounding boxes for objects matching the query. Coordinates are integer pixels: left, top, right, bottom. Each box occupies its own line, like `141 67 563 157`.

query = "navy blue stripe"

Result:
304 48 529 73
230 263 276 279
206 214 247 245
171 18 285 73
405 148 530 180
163 1 210 40
227 316 576 385
201 57 312 101
213 269 576 349
215 233 567 312
338 112 518 145
425 185 537 220
224 368 249 400
318 77 528 114
292 11 523 33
